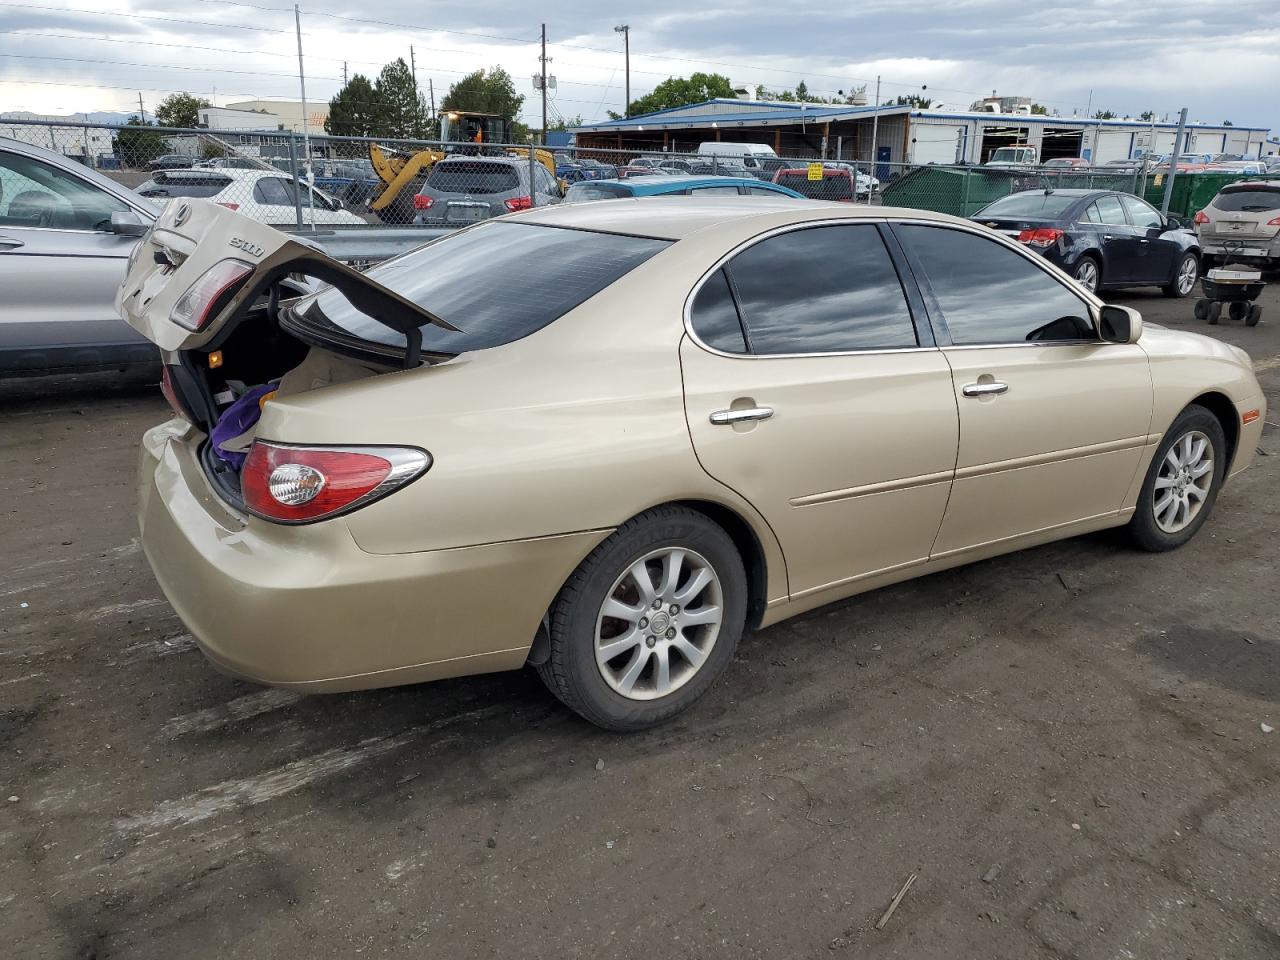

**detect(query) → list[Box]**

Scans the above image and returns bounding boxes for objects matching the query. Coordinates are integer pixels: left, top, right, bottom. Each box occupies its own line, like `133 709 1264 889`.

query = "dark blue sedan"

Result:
971 189 1202 298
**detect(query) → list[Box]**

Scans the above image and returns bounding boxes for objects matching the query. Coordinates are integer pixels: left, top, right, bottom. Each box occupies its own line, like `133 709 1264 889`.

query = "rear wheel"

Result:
537 506 747 731
1073 256 1100 293
1127 405 1225 552
1164 252 1198 298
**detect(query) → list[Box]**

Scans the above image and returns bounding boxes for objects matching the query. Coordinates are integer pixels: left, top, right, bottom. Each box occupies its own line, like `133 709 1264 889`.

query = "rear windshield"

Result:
1212 186 1280 212
137 173 232 199
566 183 632 201
775 172 853 200
292 221 670 355
426 161 519 195
977 192 1079 218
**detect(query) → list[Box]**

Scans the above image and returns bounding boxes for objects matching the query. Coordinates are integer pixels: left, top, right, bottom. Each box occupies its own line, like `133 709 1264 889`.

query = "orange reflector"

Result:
1241 409 1260 425
208 350 223 369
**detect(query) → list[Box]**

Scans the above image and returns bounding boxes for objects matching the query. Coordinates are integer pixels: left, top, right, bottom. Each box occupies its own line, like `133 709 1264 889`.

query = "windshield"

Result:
989 148 1030 162
292 221 670 355
977 192 1079 218
775 171 853 200
565 183 633 202
1212 186 1280 212
137 173 231 199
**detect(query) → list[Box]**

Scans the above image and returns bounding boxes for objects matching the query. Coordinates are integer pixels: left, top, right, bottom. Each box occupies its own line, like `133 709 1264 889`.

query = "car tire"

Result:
1206 301 1222 325
536 506 747 732
1072 255 1101 293
1163 252 1199 298
1126 404 1226 552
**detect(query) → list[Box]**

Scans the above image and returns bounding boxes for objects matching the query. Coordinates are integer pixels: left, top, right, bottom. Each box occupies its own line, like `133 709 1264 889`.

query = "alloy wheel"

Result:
594 547 724 700
1176 256 1198 295
1153 430 1214 534
1074 259 1099 292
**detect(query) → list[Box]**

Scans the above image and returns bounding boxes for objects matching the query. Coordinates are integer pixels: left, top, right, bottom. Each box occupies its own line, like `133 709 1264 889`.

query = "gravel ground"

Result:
2 284 1278 959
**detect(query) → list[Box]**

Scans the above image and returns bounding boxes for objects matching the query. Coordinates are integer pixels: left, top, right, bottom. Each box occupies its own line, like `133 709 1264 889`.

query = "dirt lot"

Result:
2 286 1278 959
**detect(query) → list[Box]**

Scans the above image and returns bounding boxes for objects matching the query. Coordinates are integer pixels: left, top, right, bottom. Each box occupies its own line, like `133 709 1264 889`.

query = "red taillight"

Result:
240 442 431 524
170 259 253 332
1268 215 1280 226
1193 210 1210 225
217 202 240 211
504 195 533 212
413 194 434 210
1017 227 1065 247
159 366 191 422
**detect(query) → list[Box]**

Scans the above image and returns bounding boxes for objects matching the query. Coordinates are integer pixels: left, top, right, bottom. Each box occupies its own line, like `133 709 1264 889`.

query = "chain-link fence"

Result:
2 117 1264 240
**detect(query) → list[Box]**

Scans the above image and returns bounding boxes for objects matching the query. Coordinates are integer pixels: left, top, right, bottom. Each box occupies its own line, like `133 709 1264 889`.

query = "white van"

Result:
695 141 780 176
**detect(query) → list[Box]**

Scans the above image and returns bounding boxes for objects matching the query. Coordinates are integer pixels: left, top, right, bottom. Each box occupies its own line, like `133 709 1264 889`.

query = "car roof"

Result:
436 155 525 167
149 167 275 180
514 196 964 240
998 188 1114 199
604 175 781 192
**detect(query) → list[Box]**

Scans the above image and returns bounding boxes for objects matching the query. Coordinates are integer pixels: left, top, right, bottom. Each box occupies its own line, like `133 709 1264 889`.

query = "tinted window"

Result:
900 225 1093 345
565 182 631 202
692 186 741 196
978 192 1080 218
1082 203 1102 223
137 173 231 200
1121 195 1162 228
295 222 669 354
690 269 747 353
427 160 519 195
1212 186 1280 212
747 186 785 197
726 224 916 353
0 151 130 230
774 172 854 201
1092 195 1127 225
253 177 295 206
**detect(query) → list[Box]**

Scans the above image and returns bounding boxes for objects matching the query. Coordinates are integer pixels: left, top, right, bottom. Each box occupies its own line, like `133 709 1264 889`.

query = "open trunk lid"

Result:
116 198 457 364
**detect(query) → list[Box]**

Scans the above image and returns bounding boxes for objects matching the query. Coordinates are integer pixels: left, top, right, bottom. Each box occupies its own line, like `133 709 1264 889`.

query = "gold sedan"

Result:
121 198 1266 730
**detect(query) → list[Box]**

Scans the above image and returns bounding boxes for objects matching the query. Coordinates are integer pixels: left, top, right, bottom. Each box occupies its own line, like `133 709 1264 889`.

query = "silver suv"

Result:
1194 181 1280 268
412 156 560 226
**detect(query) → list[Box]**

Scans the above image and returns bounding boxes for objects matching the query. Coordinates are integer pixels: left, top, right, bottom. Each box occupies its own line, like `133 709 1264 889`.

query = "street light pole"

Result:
615 25 630 118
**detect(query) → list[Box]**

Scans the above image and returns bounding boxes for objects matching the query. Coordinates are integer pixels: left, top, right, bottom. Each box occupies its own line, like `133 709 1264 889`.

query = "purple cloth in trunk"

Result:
210 382 277 468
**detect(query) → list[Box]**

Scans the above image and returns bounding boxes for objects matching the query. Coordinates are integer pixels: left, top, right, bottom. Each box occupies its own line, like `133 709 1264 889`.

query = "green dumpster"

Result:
1142 173 1280 219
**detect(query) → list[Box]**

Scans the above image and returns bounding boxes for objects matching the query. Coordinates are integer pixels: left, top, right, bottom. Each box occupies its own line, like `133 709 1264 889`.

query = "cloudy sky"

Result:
1 0 1276 134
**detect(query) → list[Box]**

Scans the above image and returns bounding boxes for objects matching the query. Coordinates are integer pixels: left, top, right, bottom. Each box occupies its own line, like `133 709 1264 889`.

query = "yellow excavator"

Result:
368 110 561 223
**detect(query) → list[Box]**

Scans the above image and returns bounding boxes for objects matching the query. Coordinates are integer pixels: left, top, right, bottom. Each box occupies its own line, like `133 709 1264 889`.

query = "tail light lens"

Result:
1017 227 1065 247
241 442 431 524
171 259 253 332
1193 210 1210 225
504 195 533 212
1267 216 1280 226
413 194 434 210
217 202 240 211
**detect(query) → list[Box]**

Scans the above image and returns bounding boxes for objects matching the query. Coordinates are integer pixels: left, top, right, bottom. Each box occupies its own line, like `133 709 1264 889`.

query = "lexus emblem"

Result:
174 203 191 226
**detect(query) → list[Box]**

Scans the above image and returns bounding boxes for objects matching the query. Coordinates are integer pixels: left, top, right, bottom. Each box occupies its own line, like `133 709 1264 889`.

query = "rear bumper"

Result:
138 420 608 692
1199 236 1280 262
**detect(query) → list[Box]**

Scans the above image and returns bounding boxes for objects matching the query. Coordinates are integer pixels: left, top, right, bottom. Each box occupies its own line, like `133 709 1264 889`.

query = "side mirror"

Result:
1165 215 1185 230
1100 304 1142 344
110 210 149 237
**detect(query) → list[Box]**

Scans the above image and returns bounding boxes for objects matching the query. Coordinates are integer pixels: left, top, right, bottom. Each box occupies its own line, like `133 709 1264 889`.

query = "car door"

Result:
680 222 958 600
0 147 152 373
1120 194 1180 282
893 223 1153 558
1090 194 1142 284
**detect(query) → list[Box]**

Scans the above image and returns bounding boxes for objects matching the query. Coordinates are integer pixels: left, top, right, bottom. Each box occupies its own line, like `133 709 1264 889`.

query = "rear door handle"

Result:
961 381 1009 398
0 236 24 251
1102 234 1113 241
710 406 774 425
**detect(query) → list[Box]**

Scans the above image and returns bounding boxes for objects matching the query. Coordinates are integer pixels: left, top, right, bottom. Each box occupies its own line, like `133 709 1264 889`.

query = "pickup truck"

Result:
984 146 1039 168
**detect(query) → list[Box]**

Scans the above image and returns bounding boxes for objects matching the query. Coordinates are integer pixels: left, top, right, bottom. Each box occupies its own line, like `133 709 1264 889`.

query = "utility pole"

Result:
410 45 422 135
540 24 548 142
137 92 145 123
293 3 313 226
1161 107 1188 217
867 75 880 205
343 61 348 86
428 79 436 137
615 25 630 117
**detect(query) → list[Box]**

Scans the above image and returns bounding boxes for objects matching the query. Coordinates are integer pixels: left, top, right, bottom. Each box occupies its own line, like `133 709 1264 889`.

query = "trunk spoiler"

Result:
117 199 457 368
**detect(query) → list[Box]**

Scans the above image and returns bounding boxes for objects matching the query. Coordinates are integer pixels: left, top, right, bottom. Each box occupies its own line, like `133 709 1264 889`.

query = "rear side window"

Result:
253 178 297 206
137 173 231 199
427 161 519 195
295 222 670 354
725 224 916 353
899 225 1093 345
691 186 741 196
566 183 631 202
1091 195 1127 225
1212 186 1280 212
689 269 747 353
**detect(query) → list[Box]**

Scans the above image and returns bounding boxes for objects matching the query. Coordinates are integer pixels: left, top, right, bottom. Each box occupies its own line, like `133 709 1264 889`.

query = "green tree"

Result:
611 72 735 119
114 116 167 167
1093 109 1116 120
441 67 525 121
1030 103 1049 115
155 92 210 129
794 80 810 101
893 94 933 108
374 58 430 138
548 114 584 132
1138 110 1155 121
325 73 379 137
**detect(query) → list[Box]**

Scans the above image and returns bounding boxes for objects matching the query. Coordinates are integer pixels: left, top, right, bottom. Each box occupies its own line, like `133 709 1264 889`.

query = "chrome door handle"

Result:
0 236 23 251
1138 238 1150 244
1102 234 1113 241
709 406 774 425
961 381 1009 398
